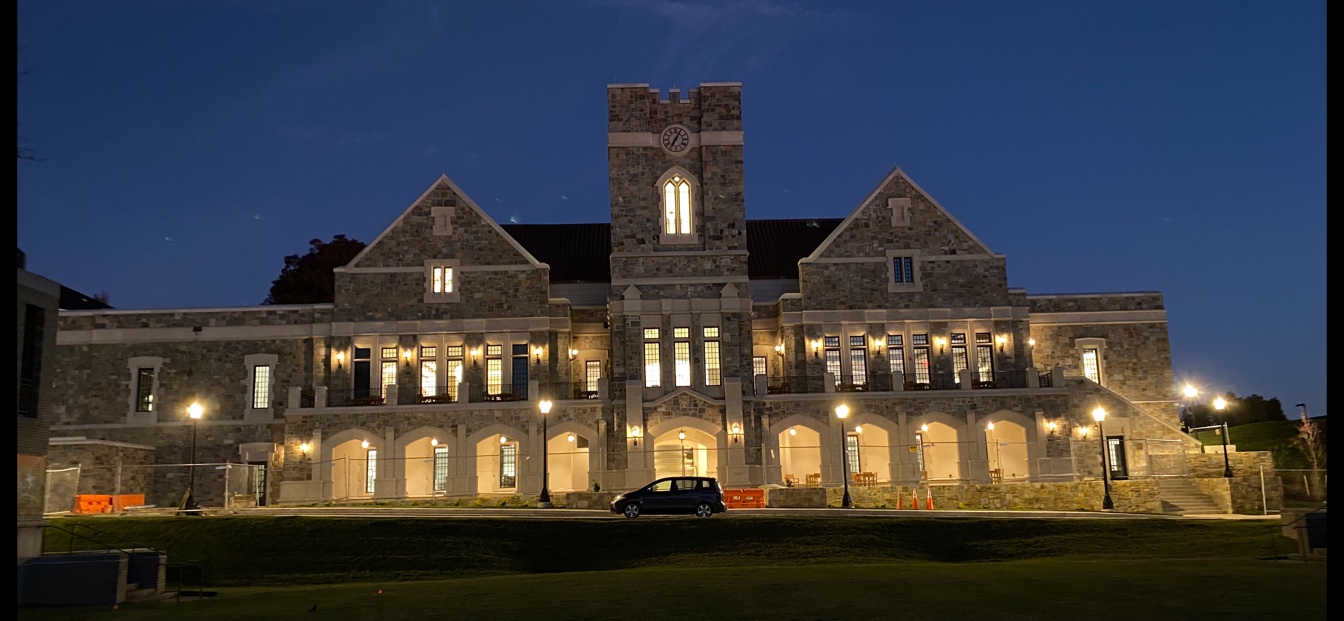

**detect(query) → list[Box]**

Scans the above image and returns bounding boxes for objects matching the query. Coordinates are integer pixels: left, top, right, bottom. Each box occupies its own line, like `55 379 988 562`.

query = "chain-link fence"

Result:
43 463 266 513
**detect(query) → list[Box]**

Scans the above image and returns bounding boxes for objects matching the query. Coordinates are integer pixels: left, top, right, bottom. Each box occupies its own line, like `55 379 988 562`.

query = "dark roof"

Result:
60 286 113 310
500 218 843 283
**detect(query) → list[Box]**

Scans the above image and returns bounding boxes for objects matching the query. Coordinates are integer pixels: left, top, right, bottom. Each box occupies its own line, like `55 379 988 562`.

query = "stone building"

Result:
44 83 1272 513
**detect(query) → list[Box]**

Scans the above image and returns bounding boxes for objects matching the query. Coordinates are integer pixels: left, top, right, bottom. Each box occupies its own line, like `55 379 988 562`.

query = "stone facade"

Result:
18 263 61 561
44 83 1237 511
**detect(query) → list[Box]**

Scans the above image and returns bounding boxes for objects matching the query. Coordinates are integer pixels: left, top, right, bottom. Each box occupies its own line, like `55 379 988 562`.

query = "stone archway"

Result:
394 425 454 498
543 420 600 493
913 412 964 484
648 416 724 481
767 414 829 487
984 410 1039 482
320 428 382 501
467 423 530 495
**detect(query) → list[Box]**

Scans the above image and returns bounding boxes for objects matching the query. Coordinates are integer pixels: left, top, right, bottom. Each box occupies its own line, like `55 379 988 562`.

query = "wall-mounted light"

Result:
569 348 579 360
628 426 642 446
854 425 863 434
471 347 482 366
921 423 929 432
934 337 947 354
404 348 414 368
499 435 509 444
987 421 995 431
533 346 543 365
299 442 311 454
789 428 797 436
811 339 822 359
567 433 576 443
1046 421 1058 436
774 343 785 357
730 422 742 444
1028 338 1036 347
1077 425 1091 438
678 430 686 441
995 334 1007 352
430 438 439 447
361 440 370 449
335 351 345 370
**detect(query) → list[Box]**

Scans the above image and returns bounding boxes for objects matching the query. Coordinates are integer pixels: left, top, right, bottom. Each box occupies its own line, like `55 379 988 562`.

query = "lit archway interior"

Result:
403 437 451 497
546 433 590 492
330 438 377 500
918 421 961 483
850 424 891 483
476 435 521 494
778 425 822 486
653 427 718 479
986 421 1029 481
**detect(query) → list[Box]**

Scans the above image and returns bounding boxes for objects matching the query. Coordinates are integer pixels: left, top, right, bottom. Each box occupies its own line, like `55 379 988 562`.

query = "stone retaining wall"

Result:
1191 476 1283 515
805 480 1163 514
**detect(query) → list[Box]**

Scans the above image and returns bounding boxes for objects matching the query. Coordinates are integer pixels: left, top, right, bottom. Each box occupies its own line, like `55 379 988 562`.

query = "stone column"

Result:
723 378 749 486
959 368 973 390
894 413 920 484
374 427 398 499
761 413 782 486
823 412 843 486
314 386 327 409
523 420 541 495
451 424 469 495
965 412 991 484
1027 367 1040 388
623 379 650 487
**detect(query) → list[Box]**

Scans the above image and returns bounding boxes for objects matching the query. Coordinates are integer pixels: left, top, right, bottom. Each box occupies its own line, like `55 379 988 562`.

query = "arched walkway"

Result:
468 423 529 495
985 419 1030 481
395 426 453 498
848 417 894 484
913 413 962 484
649 417 722 480
320 428 381 501
544 420 599 493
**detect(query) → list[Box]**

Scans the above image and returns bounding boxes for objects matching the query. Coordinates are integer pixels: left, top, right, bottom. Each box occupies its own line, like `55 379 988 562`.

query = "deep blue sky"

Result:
17 1 1325 416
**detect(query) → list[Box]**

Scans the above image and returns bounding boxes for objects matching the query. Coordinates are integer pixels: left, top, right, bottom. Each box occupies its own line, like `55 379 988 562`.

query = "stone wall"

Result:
46 440 155 497
1028 318 1175 412
1191 475 1284 514
814 479 1163 514
1188 450 1275 478
334 269 551 322
57 305 332 332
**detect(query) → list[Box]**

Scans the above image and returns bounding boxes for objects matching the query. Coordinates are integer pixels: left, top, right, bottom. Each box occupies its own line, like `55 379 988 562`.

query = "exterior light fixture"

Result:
335 351 345 370
811 339 822 359
934 336 947 354
1183 384 1199 399
678 430 686 441
774 343 785 357
539 399 554 508
499 435 508 444
628 426 641 446
1027 338 1036 347
834 404 853 508
471 347 482 366
567 433 575 443
533 346 543 364
789 428 797 436
921 423 929 432
1213 396 1232 478
1078 425 1090 437
180 401 206 515
569 348 579 360
1091 406 1114 510
299 442 311 454
403 348 413 368
995 334 1007 352
430 438 439 447
1046 421 1058 435
730 422 742 443
987 421 995 431
361 440 370 449
854 425 863 434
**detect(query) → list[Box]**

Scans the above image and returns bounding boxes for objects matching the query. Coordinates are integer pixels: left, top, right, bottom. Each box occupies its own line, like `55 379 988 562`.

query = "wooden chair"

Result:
806 473 821 486
784 473 799 487
990 468 1004 484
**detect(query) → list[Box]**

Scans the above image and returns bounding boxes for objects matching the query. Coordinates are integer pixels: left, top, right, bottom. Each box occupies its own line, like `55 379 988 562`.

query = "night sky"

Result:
17 1 1325 416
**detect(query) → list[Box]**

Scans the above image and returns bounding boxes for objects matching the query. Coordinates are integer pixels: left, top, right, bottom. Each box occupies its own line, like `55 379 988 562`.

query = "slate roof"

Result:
500 218 842 283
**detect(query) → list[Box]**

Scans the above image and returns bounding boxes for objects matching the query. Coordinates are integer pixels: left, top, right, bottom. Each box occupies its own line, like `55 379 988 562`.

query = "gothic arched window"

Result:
662 175 693 236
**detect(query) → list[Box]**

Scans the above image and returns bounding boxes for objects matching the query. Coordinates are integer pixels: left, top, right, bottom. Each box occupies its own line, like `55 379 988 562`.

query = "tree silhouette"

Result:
263 235 365 304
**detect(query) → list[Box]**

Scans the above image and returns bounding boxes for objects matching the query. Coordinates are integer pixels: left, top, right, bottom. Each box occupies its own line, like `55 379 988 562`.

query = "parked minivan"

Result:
610 476 727 518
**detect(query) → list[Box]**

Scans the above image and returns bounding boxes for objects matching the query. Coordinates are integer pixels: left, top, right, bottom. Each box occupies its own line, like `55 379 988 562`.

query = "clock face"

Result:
661 125 690 153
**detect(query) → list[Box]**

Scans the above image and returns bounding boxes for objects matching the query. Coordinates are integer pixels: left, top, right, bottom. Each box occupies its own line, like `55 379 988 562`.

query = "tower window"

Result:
663 175 693 235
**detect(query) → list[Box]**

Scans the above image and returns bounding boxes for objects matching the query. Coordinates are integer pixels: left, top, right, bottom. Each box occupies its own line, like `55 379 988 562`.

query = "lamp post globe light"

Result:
1180 384 1199 430
182 401 204 515
538 399 554 508
1213 397 1232 478
835 404 853 509
1092 407 1114 511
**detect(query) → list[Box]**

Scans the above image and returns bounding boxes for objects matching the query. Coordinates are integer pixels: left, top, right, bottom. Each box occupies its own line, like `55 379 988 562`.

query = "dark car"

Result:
610 476 727 518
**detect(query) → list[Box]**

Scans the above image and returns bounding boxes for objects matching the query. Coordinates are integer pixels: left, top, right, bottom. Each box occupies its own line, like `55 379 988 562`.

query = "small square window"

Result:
674 327 689 339
824 336 840 348
951 333 966 345
424 260 460 303
644 328 660 340
512 344 528 356
849 336 866 347
381 347 397 360
912 334 929 346
887 335 903 346
487 344 502 356
703 327 719 339
976 333 992 344
421 346 437 358
447 346 463 358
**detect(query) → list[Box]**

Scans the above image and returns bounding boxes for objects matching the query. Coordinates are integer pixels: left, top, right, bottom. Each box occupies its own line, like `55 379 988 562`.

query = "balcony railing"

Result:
768 375 827 394
327 388 384 407
835 373 895 393
417 386 458 404
533 382 602 401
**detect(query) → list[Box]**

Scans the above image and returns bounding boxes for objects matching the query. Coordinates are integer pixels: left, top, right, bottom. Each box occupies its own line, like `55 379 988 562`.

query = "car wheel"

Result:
623 503 641 518
695 502 713 518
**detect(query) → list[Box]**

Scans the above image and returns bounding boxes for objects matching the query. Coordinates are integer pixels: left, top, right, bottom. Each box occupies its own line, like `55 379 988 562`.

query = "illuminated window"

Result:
1082 348 1100 384
446 346 463 401
824 336 841 385
381 347 397 394
251 365 271 409
975 333 994 383
424 260 459 302
487 344 502 395
433 446 449 492
135 368 156 412
674 327 691 387
420 347 438 398
753 356 767 378
912 334 930 385
499 444 517 489
951 333 968 381
849 336 867 386
365 449 377 494
644 328 661 387
887 251 921 292
585 360 602 393
704 327 721 386
846 433 861 474
887 335 905 377
662 175 693 236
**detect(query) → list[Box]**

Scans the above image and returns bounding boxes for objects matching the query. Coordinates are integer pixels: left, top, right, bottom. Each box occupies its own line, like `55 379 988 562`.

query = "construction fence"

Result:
43 462 267 514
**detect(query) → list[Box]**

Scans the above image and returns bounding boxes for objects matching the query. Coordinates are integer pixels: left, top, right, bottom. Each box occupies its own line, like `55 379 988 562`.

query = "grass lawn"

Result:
17 559 1326 621
39 516 1301 586
1194 419 1328 471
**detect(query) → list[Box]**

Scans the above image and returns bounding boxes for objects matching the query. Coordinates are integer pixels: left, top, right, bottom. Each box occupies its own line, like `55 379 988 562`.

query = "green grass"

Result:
17 559 1326 621
42 516 1298 587
1194 419 1327 470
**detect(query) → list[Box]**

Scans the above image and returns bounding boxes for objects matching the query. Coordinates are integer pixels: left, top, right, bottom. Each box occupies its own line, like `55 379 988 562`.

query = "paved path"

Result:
223 506 1279 520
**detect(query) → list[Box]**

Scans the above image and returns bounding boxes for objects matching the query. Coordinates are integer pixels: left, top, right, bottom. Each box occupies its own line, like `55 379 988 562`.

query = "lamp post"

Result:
1214 397 1232 478
1092 407 1114 510
182 402 204 515
835 404 853 508
678 430 687 476
538 399 553 508
1179 384 1199 431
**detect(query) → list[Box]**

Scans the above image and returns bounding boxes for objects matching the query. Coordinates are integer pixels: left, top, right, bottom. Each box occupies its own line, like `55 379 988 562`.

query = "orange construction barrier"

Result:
723 488 765 509
910 488 919 510
74 494 114 514
113 494 146 511
926 487 934 510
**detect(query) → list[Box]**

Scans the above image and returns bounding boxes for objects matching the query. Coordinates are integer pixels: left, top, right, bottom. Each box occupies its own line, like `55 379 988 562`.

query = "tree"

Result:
1292 408 1326 500
264 235 366 304
1185 392 1286 428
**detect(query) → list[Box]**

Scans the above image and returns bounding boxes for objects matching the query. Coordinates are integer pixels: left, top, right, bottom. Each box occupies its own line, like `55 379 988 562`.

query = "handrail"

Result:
61 521 160 555
42 522 209 598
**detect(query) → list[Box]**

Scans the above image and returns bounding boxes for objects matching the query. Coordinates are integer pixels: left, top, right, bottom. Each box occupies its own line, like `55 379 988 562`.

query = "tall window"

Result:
433 446 449 492
365 449 378 494
251 365 272 409
753 356 767 378
975 333 994 383
20 304 45 418
703 327 721 386
912 334 930 384
511 344 528 397
585 360 602 393
499 444 517 488
420 346 438 397
1082 348 1100 384
432 265 453 294
446 346 463 401
892 256 914 283
135 368 156 412
824 336 842 385
915 432 926 474
951 333 968 381
662 175 693 235
487 344 503 395
424 260 459 302
674 327 691 387
643 328 661 387
845 434 861 475
849 336 868 386
887 335 905 378
381 347 398 394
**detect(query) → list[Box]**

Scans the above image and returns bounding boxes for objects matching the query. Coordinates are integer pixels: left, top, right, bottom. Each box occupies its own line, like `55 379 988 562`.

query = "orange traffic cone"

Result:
910 488 919 510
925 487 934 510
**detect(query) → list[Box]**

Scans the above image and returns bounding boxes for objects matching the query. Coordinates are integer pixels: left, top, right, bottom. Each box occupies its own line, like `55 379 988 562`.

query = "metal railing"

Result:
768 375 827 394
327 388 384 407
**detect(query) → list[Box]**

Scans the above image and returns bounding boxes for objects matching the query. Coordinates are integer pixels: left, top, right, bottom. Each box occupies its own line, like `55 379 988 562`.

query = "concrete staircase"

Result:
1157 478 1225 515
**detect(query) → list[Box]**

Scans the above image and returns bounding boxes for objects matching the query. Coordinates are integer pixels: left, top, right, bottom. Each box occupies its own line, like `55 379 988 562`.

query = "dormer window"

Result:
658 169 697 244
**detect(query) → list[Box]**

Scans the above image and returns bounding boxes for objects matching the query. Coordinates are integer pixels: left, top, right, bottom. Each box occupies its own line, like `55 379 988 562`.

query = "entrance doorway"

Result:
1106 436 1129 480
248 461 267 506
